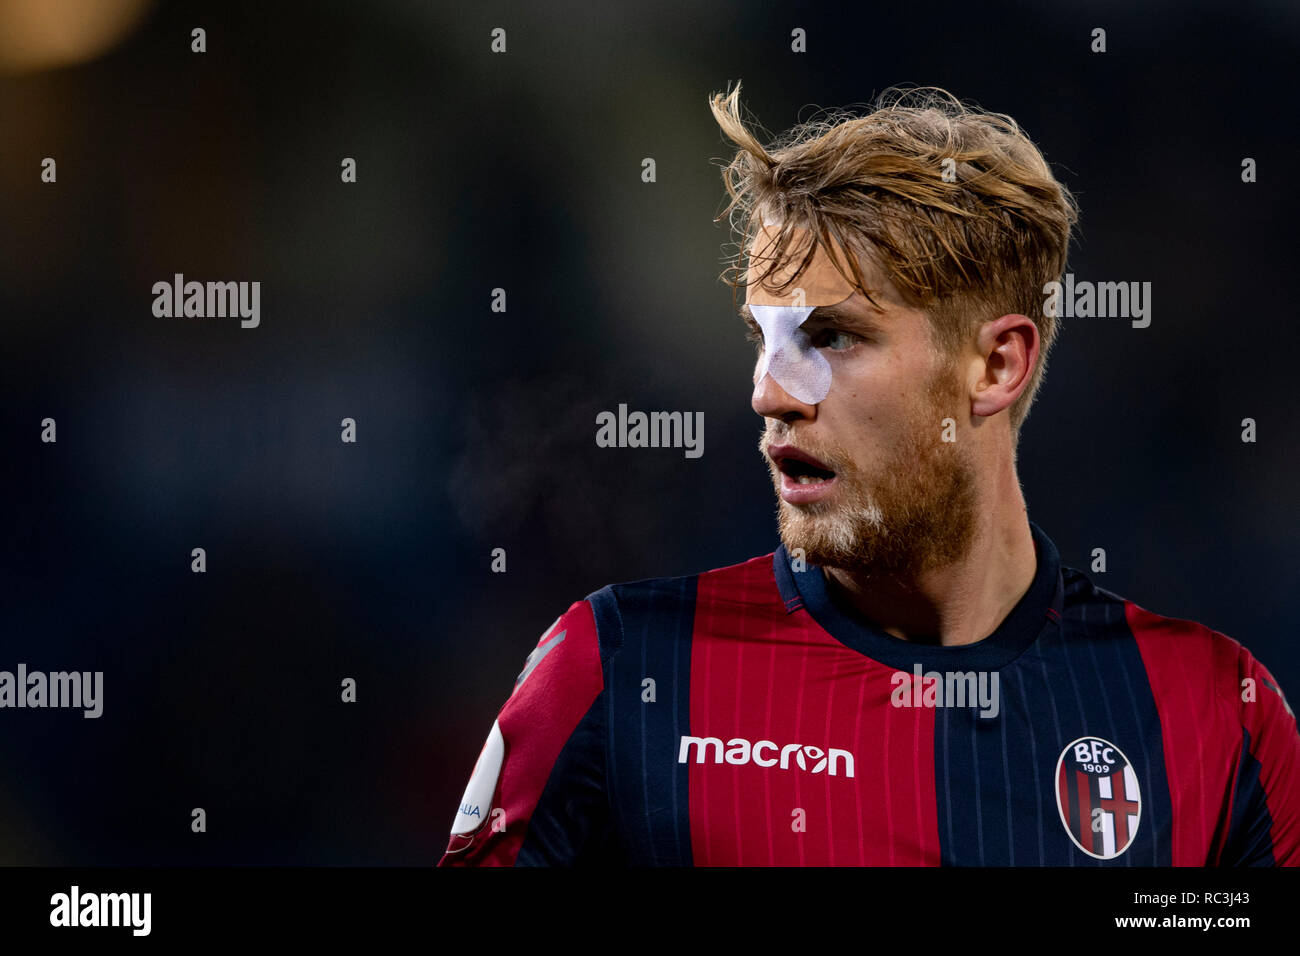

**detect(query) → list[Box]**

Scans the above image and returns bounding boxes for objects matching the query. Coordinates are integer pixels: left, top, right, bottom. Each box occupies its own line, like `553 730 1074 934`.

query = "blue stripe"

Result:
592 574 697 866
942 705 954 864
1000 695 1015 865
1223 727 1278 865
1011 668 1046 865
1080 602 1129 867
971 714 986 864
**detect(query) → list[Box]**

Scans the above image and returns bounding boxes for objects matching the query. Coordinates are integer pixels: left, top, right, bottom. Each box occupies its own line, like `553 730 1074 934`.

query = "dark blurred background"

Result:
0 0 1296 864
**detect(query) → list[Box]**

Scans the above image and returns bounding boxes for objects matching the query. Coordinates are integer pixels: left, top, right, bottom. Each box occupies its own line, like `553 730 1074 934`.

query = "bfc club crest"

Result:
1054 736 1141 860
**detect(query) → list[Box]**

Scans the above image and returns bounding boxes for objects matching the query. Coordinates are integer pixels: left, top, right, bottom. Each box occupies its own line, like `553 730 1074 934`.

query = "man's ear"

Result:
969 314 1039 418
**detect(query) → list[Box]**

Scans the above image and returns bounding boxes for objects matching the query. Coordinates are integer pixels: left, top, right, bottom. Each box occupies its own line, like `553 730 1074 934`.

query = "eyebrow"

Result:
737 303 882 330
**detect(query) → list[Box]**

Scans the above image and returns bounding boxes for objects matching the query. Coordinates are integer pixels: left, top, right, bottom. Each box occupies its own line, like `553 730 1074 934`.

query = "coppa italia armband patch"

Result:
745 220 858 405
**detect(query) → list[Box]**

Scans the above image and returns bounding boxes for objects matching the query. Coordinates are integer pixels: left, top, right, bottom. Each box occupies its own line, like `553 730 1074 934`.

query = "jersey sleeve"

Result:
436 599 618 866
1221 646 1300 866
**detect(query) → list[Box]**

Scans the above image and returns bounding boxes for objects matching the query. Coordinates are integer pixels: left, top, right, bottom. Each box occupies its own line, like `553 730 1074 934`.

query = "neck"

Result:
823 455 1036 647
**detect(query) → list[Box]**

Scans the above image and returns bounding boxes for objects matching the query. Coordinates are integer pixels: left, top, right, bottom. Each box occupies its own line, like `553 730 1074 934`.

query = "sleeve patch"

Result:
449 719 505 836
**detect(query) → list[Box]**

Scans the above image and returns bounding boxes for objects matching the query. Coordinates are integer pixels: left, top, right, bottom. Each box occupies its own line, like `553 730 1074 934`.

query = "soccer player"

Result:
438 83 1300 866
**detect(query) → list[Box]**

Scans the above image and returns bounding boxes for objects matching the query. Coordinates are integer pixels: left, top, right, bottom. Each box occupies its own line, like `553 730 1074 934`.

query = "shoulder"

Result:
577 550 780 662
496 551 775 706
1059 564 1292 724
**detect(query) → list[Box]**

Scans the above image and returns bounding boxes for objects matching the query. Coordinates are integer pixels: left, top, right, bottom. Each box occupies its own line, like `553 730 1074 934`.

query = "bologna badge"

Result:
1055 735 1141 860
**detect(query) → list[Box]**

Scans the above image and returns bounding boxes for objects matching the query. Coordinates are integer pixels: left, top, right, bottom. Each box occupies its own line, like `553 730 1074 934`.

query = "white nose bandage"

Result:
745 217 859 406
751 304 830 405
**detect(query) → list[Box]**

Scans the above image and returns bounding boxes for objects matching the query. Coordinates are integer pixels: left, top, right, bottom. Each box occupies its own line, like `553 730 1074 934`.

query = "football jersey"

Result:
438 522 1300 866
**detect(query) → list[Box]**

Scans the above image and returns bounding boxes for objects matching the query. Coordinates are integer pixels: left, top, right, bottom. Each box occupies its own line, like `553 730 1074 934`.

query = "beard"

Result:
764 363 979 578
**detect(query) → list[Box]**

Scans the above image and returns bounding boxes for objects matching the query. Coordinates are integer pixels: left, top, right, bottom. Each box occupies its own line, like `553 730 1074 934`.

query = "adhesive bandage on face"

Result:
745 221 858 405
750 305 827 404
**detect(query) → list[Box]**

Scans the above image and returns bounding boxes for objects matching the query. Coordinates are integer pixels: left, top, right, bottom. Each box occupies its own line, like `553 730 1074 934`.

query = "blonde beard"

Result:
766 365 978 577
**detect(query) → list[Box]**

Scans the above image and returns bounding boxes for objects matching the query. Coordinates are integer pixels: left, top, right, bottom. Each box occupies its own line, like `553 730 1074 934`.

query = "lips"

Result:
766 443 839 505
768 444 835 476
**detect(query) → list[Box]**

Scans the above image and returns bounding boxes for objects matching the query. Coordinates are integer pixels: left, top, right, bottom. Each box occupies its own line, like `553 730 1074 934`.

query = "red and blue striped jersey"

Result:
438 522 1300 866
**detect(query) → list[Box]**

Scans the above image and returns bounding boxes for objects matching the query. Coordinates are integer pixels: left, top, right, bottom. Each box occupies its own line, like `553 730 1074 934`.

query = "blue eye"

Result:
817 329 859 351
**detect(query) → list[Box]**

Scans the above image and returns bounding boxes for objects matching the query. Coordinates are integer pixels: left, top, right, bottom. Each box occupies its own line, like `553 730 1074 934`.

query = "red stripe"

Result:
853 663 867 866
823 653 839 864
697 576 716 867
882 669 894 865
1075 769 1094 852
689 555 941 865
792 641 809 867
1128 602 1241 864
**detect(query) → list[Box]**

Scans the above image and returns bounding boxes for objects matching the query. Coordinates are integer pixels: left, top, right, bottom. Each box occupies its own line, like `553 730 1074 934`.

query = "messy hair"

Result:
709 81 1079 438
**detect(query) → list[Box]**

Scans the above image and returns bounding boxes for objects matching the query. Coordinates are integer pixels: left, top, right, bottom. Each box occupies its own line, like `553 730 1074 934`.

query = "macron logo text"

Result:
677 735 855 777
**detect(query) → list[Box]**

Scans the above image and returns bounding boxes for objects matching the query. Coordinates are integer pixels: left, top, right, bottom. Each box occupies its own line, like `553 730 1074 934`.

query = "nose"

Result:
752 368 817 424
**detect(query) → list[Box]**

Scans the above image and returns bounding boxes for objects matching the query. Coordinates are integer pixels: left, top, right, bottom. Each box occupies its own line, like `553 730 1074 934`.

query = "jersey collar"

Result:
772 520 1065 671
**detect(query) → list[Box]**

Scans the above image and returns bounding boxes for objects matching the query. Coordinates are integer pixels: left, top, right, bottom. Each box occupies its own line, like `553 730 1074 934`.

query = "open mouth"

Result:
778 456 837 484
768 444 838 485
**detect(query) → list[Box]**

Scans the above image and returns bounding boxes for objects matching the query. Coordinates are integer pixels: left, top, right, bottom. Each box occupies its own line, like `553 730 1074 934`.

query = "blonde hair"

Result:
710 81 1079 437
